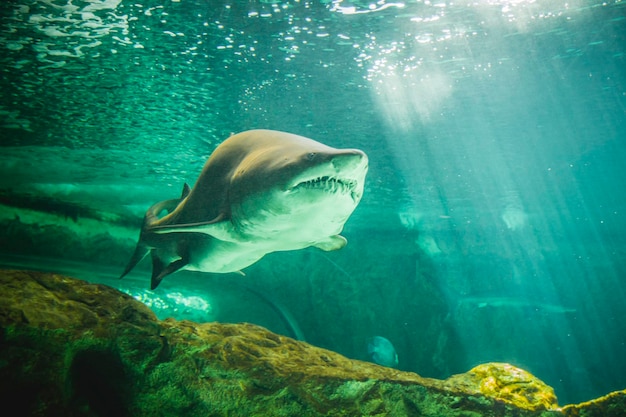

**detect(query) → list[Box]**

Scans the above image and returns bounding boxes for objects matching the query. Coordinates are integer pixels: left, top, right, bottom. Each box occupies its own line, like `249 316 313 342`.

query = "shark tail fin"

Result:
122 195 186 281
119 241 150 280
122 187 191 286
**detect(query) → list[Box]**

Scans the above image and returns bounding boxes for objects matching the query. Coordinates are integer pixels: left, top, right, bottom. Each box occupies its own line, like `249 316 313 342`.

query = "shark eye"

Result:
306 152 317 161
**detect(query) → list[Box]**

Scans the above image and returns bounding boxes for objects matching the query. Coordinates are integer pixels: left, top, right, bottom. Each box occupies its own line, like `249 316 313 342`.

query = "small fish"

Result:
367 336 398 368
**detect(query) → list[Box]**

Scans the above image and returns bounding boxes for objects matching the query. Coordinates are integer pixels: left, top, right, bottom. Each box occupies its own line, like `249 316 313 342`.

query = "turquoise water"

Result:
1 0 625 406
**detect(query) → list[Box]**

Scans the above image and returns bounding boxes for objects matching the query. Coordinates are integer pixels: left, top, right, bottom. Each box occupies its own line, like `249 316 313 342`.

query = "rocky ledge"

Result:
0 269 624 416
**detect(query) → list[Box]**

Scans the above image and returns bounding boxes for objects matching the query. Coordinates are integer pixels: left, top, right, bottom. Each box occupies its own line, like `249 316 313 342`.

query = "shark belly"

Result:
186 240 266 273
185 229 341 274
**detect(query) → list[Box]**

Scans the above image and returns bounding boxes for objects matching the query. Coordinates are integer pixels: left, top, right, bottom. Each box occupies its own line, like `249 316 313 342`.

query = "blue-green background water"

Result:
1 0 625 406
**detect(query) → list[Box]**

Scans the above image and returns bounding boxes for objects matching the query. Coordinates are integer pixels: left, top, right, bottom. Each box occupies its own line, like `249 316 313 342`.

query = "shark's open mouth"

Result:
292 176 359 199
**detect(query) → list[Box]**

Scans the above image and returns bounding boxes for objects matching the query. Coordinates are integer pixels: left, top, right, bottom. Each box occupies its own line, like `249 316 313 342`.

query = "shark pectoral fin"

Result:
313 235 347 251
150 255 188 290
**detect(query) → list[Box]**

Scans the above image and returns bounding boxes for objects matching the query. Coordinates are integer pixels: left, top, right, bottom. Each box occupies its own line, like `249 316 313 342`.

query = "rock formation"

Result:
0 269 624 416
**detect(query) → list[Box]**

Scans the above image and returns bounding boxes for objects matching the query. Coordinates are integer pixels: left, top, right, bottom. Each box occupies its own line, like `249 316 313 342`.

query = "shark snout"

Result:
330 149 368 172
287 148 368 195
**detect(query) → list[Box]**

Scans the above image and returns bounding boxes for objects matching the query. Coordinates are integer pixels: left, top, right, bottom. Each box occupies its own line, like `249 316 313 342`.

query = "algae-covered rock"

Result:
443 362 558 411
0 269 624 416
560 389 626 417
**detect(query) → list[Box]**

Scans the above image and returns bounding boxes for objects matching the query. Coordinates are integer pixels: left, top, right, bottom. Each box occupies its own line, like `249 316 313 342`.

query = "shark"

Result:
457 296 577 314
120 129 368 289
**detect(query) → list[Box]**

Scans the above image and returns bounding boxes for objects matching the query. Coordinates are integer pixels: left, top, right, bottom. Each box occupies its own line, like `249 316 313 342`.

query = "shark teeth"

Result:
294 176 357 195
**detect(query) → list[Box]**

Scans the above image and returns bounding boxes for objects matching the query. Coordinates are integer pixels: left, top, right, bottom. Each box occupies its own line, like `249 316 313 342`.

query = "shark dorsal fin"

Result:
181 183 191 199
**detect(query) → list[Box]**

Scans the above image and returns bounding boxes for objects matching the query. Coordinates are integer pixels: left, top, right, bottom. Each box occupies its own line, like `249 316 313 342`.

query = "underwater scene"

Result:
1 0 625 411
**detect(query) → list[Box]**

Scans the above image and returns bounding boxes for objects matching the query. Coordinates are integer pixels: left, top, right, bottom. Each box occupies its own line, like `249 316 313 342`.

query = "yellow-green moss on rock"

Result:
443 362 558 411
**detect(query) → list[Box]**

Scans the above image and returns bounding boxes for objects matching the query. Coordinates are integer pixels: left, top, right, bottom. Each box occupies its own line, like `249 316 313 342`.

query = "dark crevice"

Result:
69 349 133 417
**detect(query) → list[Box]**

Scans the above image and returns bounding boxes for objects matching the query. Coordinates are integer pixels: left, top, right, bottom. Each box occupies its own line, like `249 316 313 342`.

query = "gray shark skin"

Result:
120 129 368 289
